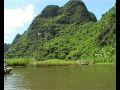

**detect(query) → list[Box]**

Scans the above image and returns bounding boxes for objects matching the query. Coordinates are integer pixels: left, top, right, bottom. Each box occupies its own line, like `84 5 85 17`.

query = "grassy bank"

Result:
5 58 80 66
31 59 80 66
5 58 32 66
5 58 115 66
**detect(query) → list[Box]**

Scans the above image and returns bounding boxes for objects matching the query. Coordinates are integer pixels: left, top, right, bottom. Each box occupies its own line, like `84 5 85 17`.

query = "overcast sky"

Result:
4 0 116 44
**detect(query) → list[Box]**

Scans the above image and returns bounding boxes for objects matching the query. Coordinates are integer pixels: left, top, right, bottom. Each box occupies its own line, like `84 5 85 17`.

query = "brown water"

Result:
4 65 116 90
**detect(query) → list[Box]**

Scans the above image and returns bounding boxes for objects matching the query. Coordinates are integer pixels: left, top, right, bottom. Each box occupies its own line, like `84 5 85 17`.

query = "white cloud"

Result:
4 4 36 43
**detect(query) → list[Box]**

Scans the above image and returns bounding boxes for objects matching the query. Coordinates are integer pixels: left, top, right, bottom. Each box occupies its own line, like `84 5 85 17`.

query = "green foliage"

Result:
93 46 115 63
5 58 32 66
11 33 21 45
96 6 116 47
40 5 60 18
57 0 97 24
5 59 80 66
5 1 116 63
31 59 80 66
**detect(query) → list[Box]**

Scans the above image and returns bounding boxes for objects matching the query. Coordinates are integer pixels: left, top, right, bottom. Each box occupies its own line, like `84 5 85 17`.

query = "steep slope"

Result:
5 0 116 63
11 33 21 45
42 6 116 62
57 0 97 24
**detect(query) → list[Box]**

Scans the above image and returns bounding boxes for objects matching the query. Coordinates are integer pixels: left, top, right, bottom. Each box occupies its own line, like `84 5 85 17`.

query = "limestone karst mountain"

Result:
5 0 116 62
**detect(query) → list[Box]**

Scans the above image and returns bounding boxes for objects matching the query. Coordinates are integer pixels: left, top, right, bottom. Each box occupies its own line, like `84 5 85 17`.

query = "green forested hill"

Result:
5 0 116 63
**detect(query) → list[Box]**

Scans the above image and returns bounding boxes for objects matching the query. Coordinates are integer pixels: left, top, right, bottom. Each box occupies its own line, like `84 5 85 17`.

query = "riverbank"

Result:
5 58 80 66
5 58 115 66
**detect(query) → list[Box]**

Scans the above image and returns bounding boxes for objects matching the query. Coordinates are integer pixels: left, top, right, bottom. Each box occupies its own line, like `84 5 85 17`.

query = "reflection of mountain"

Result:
5 0 116 62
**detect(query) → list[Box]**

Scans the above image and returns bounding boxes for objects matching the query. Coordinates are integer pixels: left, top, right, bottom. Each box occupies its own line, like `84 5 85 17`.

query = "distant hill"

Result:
5 0 116 63
4 43 10 53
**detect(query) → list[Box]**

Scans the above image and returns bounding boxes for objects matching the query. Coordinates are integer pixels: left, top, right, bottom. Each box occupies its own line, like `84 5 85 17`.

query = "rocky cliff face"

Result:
35 0 97 24
57 0 97 24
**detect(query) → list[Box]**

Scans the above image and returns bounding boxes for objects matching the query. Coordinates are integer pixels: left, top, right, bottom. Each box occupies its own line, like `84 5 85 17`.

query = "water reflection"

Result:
4 69 30 90
4 65 116 90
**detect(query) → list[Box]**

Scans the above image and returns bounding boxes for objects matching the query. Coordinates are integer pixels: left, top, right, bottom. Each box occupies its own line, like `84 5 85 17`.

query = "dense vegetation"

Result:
5 58 81 66
11 33 21 45
5 0 116 63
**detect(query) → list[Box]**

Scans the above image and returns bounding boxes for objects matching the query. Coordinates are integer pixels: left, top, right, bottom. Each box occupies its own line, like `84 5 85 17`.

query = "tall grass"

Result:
5 58 32 66
5 58 115 66
5 59 81 66
31 59 80 66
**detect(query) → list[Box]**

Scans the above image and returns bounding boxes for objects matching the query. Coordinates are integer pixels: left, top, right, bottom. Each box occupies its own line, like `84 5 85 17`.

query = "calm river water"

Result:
4 65 116 90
